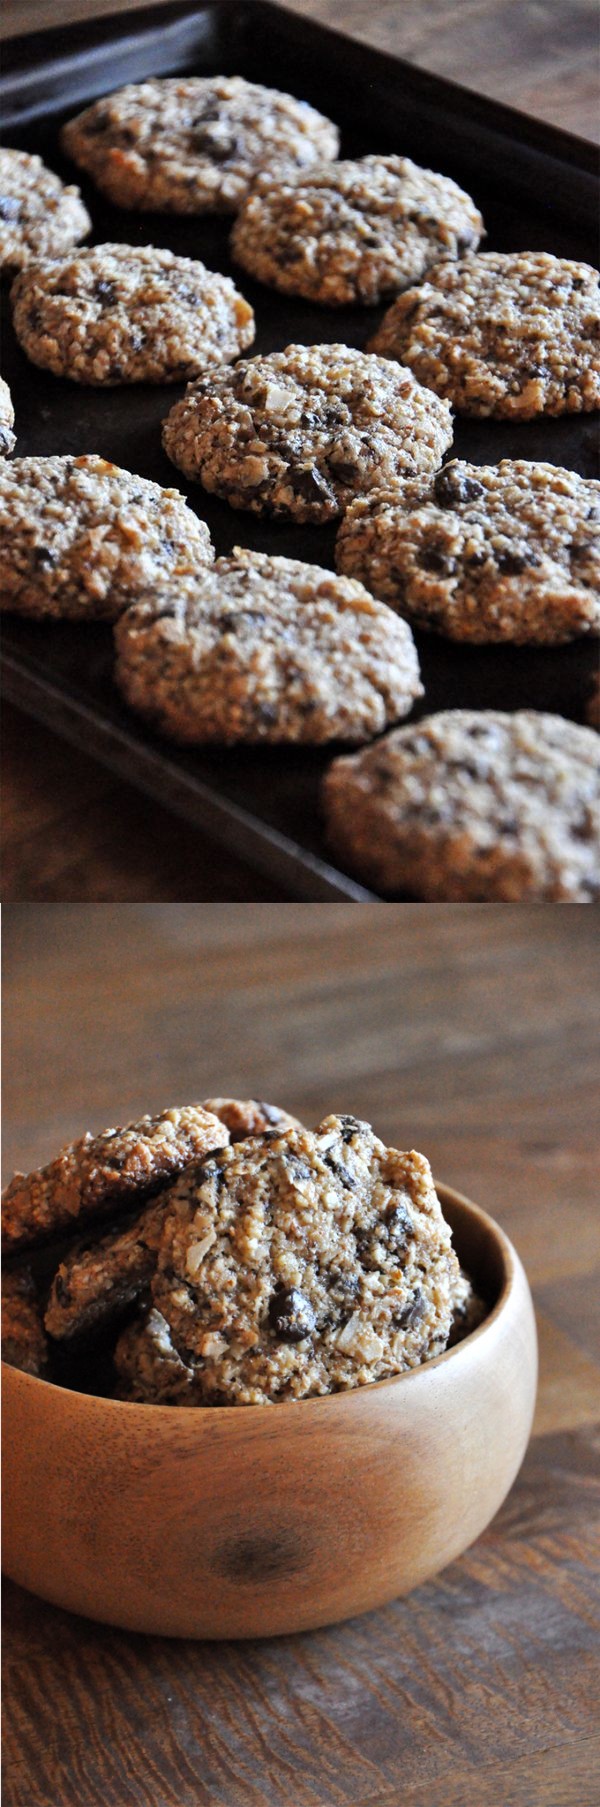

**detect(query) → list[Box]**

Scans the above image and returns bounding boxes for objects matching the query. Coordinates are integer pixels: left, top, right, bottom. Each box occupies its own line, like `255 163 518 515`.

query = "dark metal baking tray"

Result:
1 0 598 900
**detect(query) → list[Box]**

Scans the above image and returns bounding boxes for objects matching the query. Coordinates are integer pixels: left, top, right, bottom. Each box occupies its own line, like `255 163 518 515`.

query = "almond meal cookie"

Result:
0 376 15 455
61 76 339 214
0 454 213 620
151 1114 460 1405
1 1269 49 1377
231 155 483 306
323 709 600 901
369 252 600 418
336 460 600 644
162 342 453 522
114 1308 201 1403
114 547 423 745
1 1105 228 1255
11 242 255 385
0 147 91 273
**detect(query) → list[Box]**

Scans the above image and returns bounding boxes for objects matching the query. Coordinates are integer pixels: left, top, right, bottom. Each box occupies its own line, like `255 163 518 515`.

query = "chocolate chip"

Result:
285 1155 314 1184
394 1288 424 1329
418 546 455 575
53 1273 69 1305
94 279 116 306
0 195 21 220
268 1285 316 1342
258 1103 286 1126
338 1115 363 1142
386 1200 414 1250
496 548 540 574
291 466 336 505
433 465 484 508
325 1154 357 1189
32 546 56 567
569 540 592 561
327 460 357 485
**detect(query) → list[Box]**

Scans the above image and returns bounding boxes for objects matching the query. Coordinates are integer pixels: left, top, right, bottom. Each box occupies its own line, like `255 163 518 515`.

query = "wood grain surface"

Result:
3 903 600 1804
2 0 598 904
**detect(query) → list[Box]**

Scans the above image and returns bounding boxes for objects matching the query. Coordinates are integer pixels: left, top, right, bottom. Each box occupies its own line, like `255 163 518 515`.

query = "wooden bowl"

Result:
2 1185 537 1639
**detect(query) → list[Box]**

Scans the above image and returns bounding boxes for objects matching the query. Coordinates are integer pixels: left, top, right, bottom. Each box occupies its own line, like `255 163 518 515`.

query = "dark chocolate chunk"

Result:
268 1285 316 1342
495 548 540 574
32 546 57 568
433 465 484 508
418 545 455 576
386 1200 415 1250
94 279 117 306
394 1288 424 1330
291 466 336 506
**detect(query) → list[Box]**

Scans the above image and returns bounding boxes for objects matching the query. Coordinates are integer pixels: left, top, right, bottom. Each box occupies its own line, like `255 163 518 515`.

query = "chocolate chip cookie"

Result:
0 454 213 620
0 376 15 455
11 242 255 385
114 546 422 745
231 155 483 306
61 76 339 214
162 342 453 522
0 147 90 273
151 1114 460 1405
1 1269 49 1377
369 253 600 418
1 1105 228 1254
336 460 600 644
323 709 600 901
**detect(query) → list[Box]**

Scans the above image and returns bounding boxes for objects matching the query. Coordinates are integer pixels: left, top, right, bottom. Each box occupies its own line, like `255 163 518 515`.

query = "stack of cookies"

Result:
1 1099 485 1404
0 71 598 899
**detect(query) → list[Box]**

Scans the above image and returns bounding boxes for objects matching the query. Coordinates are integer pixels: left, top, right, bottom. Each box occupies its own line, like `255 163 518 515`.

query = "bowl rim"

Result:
1 1182 519 1418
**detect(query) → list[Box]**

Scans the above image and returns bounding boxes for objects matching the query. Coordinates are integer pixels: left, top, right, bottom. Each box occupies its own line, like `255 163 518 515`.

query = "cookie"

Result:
10 242 255 385
0 147 90 273
0 454 213 620
202 1098 303 1139
44 1097 299 1338
114 1308 201 1403
1 1104 228 1255
114 546 422 745
369 253 600 418
336 460 600 644
1 1269 48 1377
231 155 483 307
44 1198 166 1342
162 342 453 522
0 376 15 455
151 1114 460 1405
323 710 600 902
61 76 339 215
447 1268 487 1348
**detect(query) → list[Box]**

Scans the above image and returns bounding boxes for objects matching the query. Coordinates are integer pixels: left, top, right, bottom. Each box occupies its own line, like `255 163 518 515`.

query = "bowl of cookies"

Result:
1 1099 537 1639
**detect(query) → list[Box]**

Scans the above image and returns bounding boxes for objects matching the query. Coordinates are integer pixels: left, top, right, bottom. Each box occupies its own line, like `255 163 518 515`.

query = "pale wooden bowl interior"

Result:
2 1185 537 1639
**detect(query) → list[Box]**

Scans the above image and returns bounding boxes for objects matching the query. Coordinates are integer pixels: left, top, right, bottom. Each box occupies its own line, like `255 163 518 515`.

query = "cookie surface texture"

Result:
11 242 255 385
162 342 453 521
231 155 483 306
369 253 600 418
336 460 600 644
0 454 213 620
114 547 423 744
323 709 600 901
0 147 90 272
61 76 339 214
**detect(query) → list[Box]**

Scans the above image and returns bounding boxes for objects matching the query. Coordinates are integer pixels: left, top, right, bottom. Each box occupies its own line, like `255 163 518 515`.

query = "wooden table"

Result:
3 904 600 1805
2 0 598 902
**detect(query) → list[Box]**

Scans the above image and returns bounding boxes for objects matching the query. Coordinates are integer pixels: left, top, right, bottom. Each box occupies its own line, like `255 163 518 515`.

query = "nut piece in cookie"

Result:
336 460 600 645
114 547 422 745
447 1267 487 1348
0 377 15 456
203 1098 303 1139
114 1308 201 1403
2 1269 49 1376
0 454 213 621
369 253 600 419
61 76 339 215
323 709 600 902
44 1198 167 1342
0 147 90 273
231 155 483 307
151 1114 460 1405
11 243 255 386
162 342 453 522
1 1104 229 1256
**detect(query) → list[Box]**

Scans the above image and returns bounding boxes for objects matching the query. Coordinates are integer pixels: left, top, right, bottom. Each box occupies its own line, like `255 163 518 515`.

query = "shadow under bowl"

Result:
1 1184 537 1639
